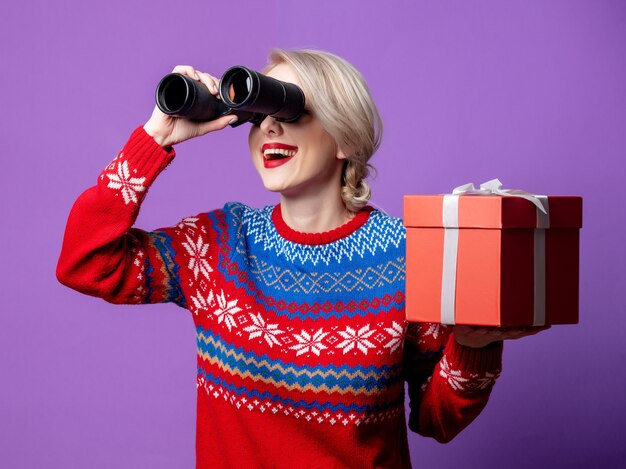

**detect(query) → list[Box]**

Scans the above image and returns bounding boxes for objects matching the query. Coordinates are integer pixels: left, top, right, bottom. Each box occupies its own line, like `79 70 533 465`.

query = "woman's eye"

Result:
294 109 312 122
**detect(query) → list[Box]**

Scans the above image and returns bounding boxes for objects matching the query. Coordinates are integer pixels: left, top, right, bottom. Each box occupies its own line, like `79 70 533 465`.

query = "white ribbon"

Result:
441 179 549 326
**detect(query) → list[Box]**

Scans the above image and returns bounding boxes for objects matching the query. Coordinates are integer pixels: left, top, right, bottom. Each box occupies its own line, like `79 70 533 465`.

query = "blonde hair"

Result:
266 49 383 212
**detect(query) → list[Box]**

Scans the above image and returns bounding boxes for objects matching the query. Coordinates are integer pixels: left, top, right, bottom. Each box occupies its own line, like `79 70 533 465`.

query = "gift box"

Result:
403 180 583 326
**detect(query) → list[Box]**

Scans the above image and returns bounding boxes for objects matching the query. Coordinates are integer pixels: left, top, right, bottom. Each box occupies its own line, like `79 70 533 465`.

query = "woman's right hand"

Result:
143 65 237 148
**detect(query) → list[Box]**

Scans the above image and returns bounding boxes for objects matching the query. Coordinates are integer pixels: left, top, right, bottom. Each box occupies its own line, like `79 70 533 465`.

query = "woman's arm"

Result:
56 126 182 304
403 323 503 443
57 65 235 305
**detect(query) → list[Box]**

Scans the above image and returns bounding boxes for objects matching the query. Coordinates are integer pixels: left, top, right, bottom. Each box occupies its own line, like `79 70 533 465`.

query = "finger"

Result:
516 327 548 338
502 326 550 341
198 114 238 134
196 71 219 95
172 65 199 80
470 327 496 336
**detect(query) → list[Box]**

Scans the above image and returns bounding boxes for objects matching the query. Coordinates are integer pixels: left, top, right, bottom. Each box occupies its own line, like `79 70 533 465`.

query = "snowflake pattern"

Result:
182 234 213 280
383 321 405 353
105 160 146 204
190 289 213 315
467 371 500 391
289 328 330 356
423 323 443 339
336 325 377 355
178 217 200 230
197 376 404 426
212 290 243 332
439 356 470 391
243 313 284 348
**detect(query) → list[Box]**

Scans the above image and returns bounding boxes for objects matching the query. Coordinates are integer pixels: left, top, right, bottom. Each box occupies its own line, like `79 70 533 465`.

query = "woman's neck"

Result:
279 190 352 234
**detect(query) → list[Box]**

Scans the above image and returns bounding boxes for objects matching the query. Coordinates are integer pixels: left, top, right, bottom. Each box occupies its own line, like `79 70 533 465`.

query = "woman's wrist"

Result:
143 122 170 148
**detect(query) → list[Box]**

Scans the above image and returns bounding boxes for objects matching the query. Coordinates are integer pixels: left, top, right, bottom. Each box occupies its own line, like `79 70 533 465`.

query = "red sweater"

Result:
57 126 503 468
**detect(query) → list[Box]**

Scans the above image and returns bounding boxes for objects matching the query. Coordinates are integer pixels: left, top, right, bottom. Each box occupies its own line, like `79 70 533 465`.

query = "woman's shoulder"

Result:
205 202 276 240
216 202 273 223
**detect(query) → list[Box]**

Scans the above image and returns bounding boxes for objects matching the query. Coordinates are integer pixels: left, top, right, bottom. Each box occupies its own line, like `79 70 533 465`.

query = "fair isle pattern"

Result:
185 204 411 427
406 322 450 347
243 255 406 294
196 299 408 359
229 203 406 266
209 207 407 321
102 152 147 205
129 244 150 304
439 356 501 392
196 327 404 392
197 375 405 426
147 230 186 306
196 369 403 414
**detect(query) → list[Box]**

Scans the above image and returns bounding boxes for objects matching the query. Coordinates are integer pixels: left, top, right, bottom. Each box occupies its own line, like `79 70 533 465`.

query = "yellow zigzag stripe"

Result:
197 332 396 382
197 334 400 396
198 351 401 397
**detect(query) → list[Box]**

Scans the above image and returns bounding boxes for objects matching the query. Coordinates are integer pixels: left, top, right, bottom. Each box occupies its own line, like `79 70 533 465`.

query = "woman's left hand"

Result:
452 325 552 348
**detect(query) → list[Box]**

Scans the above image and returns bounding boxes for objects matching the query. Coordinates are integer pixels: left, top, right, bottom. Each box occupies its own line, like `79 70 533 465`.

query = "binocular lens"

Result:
220 66 305 122
227 70 252 104
159 76 188 113
156 73 230 121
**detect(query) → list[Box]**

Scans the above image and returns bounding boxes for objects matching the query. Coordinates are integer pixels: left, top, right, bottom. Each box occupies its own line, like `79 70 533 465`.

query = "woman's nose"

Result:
259 115 283 136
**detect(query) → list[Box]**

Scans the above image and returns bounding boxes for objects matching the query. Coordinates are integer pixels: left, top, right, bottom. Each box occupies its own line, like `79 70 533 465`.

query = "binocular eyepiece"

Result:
155 66 306 127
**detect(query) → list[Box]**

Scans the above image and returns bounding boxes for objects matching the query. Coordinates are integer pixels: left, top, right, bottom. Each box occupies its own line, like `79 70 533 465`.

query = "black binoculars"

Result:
155 66 306 127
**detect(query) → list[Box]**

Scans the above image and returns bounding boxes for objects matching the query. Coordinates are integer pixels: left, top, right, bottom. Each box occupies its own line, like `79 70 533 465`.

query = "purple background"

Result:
1 0 625 467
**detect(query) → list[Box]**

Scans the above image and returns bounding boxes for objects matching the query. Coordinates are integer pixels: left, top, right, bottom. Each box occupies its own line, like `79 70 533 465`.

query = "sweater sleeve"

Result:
56 126 184 306
403 322 503 443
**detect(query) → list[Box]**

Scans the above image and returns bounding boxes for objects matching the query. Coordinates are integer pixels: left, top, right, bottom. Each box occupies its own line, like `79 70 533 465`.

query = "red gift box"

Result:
403 183 583 326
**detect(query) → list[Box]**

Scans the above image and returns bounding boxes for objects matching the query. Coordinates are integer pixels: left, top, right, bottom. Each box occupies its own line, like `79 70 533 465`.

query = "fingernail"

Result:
229 116 238 124
194 73 199 79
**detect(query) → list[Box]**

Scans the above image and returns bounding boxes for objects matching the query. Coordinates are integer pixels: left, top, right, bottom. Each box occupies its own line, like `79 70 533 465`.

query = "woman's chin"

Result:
260 179 291 194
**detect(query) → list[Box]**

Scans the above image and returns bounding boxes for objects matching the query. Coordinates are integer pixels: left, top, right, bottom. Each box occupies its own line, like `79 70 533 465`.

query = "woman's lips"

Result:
261 142 298 169
263 156 294 168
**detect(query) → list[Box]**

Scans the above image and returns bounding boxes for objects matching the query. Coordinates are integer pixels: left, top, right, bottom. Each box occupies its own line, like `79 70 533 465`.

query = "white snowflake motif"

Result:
467 371 500 391
289 328 330 356
177 217 200 230
439 356 469 391
383 321 405 353
105 160 146 205
336 325 377 355
182 234 213 280
211 290 243 332
190 289 215 315
243 313 284 348
422 323 443 339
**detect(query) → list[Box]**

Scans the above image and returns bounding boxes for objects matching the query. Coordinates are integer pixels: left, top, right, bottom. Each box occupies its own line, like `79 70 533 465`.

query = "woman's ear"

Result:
336 146 347 160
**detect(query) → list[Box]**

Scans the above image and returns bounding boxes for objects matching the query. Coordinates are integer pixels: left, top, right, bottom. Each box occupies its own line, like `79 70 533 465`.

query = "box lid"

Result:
403 195 583 229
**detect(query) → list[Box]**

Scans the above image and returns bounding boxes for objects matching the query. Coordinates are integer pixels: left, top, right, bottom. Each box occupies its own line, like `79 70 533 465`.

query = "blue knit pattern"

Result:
212 203 407 320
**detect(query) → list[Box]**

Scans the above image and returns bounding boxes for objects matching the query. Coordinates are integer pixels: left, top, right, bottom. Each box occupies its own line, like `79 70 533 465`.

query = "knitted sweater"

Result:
57 126 503 469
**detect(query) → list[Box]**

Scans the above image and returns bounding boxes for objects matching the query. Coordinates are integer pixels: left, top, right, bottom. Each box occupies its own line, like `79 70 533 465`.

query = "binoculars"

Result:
155 66 306 127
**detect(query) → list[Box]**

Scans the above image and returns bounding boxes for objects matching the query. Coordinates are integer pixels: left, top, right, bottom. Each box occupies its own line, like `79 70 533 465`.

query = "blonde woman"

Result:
57 49 545 468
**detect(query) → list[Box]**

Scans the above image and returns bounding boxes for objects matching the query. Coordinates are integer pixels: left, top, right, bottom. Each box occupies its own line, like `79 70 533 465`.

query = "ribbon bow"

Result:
452 178 547 214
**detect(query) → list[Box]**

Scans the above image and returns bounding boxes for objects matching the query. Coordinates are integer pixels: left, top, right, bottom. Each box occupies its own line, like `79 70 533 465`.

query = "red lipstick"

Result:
261 143 299 152
261 142 299 169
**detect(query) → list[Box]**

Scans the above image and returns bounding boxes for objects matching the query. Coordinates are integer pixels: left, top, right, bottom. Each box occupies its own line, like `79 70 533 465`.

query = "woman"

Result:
57 49 546 468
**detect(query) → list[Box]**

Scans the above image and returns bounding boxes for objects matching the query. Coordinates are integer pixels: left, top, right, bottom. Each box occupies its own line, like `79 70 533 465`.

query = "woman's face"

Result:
248 63 345 198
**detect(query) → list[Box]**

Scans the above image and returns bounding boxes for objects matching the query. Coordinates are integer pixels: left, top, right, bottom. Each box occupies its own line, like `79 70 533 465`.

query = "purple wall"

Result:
2 0 624 467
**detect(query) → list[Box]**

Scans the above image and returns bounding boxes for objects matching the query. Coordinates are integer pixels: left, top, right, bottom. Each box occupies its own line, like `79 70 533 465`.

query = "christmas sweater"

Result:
57 126 504 469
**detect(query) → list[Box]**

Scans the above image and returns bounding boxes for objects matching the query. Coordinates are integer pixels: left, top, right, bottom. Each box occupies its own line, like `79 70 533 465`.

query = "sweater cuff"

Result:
444 334 503 375
120 125 176 177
